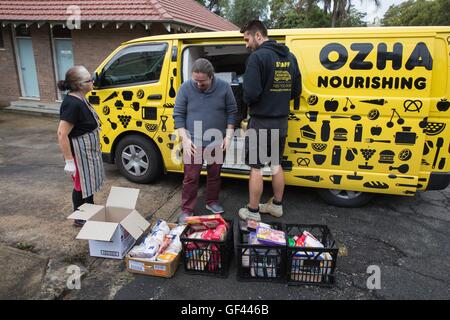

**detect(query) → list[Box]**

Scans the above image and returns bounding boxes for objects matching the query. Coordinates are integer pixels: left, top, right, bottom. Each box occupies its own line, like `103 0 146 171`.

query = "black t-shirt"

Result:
60 95 98 138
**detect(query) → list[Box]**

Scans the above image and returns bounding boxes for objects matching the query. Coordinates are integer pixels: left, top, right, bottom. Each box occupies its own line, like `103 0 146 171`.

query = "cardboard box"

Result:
67 187 150 259
125 223 182 278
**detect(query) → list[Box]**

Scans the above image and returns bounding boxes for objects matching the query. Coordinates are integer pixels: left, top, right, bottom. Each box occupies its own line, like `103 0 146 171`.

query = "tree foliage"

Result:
382 0 450 26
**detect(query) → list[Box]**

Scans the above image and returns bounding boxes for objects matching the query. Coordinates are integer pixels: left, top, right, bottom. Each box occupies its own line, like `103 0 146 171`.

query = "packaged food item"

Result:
185 214 228 230
256 226 286 246
157 234 177 255
157 252 178 263
207 244 222 272
129 238 159 259
165 237 182 255
186 249 210 271
169 225 186 237
210 223 227 241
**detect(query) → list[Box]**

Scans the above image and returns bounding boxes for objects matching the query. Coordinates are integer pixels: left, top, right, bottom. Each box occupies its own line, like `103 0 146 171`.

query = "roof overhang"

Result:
0 20 209 32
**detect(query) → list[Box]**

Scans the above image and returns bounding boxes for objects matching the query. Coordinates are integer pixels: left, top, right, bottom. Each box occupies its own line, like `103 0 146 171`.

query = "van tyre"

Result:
115 135 163 184
317 188 373 207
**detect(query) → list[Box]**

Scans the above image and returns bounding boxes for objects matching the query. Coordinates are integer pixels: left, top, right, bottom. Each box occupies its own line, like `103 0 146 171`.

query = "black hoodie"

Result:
243 40 301 118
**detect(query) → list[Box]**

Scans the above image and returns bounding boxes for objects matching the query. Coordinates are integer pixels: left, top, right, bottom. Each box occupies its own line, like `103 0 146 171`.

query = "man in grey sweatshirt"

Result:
173 58 237 223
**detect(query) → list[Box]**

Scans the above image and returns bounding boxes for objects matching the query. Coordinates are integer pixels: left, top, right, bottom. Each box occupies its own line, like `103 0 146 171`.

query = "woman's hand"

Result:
64 159 76 176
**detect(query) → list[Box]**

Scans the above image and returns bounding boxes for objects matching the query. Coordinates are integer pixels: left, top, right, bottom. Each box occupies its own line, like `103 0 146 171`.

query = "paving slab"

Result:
0 245 49 300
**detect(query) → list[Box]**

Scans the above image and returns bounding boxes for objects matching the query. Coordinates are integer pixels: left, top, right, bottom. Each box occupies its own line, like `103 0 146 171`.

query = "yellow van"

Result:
88 27 450 207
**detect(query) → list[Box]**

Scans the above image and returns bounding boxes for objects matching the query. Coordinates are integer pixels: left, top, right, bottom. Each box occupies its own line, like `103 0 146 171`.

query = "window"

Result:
15 25 31 37
52 25 71 38
0 27 4 49
100 43 168 87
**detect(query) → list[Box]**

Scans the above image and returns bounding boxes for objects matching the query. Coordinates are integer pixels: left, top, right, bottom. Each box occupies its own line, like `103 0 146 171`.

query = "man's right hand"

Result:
182 138 197 158
64 159 76 176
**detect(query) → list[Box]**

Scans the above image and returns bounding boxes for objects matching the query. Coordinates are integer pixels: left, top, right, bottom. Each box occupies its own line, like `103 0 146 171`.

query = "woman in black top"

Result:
57 66 105 227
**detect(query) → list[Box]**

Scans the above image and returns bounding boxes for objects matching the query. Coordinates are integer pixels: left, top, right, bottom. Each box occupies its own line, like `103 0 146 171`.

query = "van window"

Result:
100 43 168 87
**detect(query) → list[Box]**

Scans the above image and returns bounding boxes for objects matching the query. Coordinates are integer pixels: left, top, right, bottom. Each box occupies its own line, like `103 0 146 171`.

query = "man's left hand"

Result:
222 137 231 150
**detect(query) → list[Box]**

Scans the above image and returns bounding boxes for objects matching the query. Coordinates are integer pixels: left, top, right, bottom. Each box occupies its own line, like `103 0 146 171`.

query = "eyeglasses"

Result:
80 79 93 84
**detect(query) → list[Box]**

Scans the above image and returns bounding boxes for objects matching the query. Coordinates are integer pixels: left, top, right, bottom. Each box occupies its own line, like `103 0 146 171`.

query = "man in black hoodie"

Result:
239 20 301 221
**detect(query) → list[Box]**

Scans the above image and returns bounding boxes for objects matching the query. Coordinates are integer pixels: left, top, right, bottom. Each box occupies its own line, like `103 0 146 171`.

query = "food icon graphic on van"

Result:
359 149 376 170
371 126 382 136
102 105 110 115
424 122 446 136
132 102 140 111
360 99 386 106
137 89 145 99
379 150 395 164
103 91 118 103
389 164 410 174
114 100 124 110
308 95 318 106
345 147 358 161
300 125 316 140
403 100 422 113
387 108 405 128
363 181 389 189
333 128 348 141
342 97 355 112
122 91 133 101
423 140 433 156
394 127 418 145
398 149 412 161
437 99 450 112
368 109 380 120
419 116 428 129
89 93 100 105
325 98 338 112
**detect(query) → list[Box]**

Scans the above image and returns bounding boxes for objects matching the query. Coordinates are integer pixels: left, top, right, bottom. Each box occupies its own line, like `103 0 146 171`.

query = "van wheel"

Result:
317 188 373 207
115 135 163 184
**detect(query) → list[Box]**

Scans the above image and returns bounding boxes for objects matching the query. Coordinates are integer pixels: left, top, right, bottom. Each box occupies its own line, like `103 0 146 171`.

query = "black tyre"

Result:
115 135 163 184
317 188 374 208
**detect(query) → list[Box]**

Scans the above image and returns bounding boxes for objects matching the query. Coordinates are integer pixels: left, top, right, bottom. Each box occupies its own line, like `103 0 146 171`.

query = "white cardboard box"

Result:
67 187 150 259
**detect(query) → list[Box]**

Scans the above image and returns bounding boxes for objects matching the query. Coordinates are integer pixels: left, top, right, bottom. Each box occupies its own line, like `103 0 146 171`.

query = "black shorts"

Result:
244 117 287 169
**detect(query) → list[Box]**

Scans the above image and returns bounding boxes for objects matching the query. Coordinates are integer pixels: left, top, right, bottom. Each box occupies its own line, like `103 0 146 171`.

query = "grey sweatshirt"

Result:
173 77 237 147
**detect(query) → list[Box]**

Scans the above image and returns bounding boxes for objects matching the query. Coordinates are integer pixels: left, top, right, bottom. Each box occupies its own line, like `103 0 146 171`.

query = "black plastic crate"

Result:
285 224 338 286
236 222 286 282
180 219 233 278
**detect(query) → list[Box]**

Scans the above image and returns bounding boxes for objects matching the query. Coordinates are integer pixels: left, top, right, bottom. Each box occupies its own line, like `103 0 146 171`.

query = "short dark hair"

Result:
240 20 268 38
191 58 214 78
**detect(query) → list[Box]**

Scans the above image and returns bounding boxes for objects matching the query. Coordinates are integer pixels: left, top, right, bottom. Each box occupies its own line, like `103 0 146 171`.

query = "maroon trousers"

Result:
182 147 224 213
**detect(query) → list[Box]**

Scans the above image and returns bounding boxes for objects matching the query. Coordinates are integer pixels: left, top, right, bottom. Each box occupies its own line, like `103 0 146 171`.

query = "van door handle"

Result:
147 94 162 100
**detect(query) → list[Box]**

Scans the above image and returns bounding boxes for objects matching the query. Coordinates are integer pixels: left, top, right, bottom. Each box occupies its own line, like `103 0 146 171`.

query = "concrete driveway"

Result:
0 111 448 300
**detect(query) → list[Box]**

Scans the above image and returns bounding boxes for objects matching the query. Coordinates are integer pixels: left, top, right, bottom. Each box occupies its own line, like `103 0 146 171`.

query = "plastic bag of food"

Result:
152 219 170 235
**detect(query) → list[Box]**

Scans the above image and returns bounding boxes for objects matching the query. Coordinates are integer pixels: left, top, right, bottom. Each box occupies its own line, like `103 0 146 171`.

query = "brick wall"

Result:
0 23 169 105
32 25 58 102
72 23 153 76
0 26 21 107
